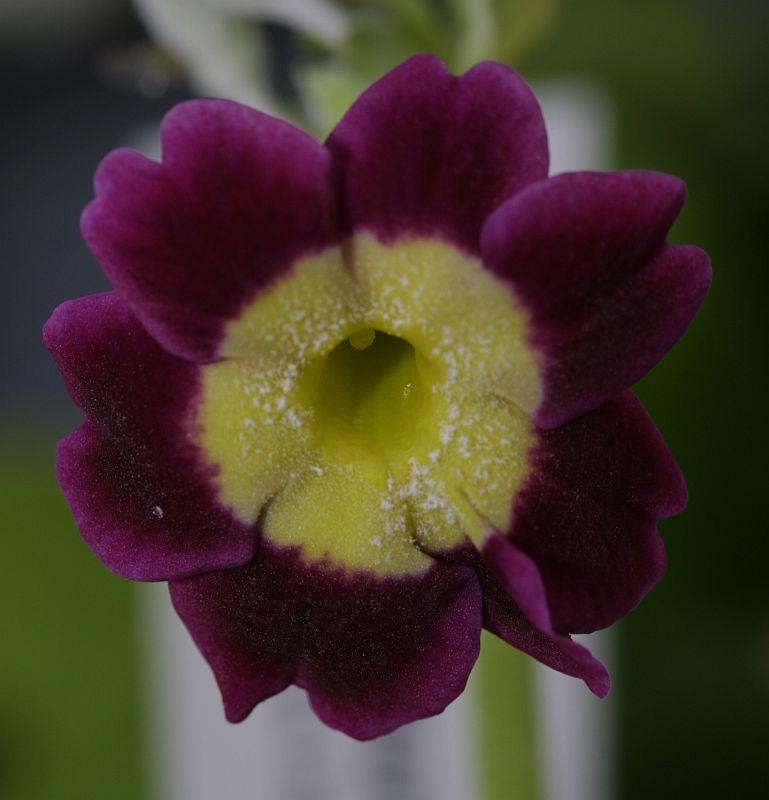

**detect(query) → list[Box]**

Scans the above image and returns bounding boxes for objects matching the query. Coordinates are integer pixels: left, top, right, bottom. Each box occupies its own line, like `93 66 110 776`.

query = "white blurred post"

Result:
533 81 617 800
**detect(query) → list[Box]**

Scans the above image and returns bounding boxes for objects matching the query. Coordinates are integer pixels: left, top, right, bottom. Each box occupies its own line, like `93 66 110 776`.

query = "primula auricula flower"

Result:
45 55 710 740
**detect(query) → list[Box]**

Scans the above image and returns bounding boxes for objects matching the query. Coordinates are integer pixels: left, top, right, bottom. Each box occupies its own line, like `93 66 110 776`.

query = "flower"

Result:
45 55 711 740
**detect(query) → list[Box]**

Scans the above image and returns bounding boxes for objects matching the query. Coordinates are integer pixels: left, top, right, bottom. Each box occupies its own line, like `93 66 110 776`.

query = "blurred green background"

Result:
2 1 767 798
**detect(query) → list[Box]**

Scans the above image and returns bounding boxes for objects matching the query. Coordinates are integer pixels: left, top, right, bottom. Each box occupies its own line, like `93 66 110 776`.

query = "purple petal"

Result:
508 391 684 634
170 543 482 740
326 54 548 254
44 293 254 580
482 170 712 426
471 545 610 697
81 100 338 362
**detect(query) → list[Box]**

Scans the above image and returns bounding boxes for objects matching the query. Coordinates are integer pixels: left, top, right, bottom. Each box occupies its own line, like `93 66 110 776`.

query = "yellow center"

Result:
301 330 437 479
197 234 541 575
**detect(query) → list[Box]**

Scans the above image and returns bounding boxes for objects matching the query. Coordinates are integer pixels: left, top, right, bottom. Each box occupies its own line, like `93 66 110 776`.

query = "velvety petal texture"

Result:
170 544 482 740
474 547 610 697
327 54 548 254
501 391 686 635
44 293 254 580
436 544 610 697
82 100 338 362
482 171 712 427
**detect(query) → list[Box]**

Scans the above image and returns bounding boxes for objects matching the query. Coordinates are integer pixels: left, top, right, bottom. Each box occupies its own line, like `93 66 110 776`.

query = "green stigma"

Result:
349 327 376 350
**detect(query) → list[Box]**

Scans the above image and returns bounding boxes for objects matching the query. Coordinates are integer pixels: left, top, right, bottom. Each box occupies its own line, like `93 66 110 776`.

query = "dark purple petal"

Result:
81 100 338 362
326 54 548 254
507 391 685 635
44 293 254 580
470 544 610 697
170 543 482 740
482 170 712 427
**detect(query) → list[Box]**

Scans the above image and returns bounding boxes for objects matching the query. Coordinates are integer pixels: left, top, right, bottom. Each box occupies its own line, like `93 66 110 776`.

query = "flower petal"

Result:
481 170 712 427
170 543 482 740
473 541 610 697
326 54 548 254
44 293 254 580
81 100 338 362
506 391 685 635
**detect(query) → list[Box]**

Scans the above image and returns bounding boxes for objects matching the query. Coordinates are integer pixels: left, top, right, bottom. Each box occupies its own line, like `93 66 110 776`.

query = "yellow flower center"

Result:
301 330 435 479
197 234 541 575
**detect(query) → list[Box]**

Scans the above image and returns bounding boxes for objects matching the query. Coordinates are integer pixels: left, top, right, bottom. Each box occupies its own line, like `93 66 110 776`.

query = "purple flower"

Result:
45 55 711 740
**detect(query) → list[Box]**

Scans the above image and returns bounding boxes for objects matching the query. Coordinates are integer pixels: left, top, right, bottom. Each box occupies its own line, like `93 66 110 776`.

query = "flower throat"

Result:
301 330 436 474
